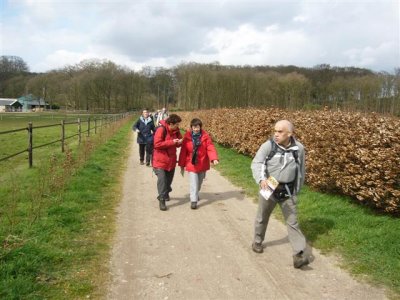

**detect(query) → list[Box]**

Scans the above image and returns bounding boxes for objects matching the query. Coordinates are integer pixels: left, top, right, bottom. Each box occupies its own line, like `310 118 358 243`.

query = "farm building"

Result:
0 98 23 112
18 94 50 112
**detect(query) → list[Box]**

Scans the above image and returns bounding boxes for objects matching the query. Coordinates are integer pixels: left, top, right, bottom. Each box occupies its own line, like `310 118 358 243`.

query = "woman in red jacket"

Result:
178 118 219 209
153 114 183 211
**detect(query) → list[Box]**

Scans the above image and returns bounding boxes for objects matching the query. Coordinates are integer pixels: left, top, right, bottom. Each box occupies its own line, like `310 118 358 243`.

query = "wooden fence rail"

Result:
0 113 130 167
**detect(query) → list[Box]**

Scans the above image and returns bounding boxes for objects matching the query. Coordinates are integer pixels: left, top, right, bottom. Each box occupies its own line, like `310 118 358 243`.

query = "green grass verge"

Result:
214 143 400 298
0 112 109 172
0 120 132 299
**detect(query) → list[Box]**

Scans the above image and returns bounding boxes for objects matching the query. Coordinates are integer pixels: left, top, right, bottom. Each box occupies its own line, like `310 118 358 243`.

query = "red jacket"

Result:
152 120 182 171
178 129 218 173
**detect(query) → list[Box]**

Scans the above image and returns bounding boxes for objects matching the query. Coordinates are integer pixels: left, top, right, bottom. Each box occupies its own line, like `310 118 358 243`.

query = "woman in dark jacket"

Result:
133 109 155 166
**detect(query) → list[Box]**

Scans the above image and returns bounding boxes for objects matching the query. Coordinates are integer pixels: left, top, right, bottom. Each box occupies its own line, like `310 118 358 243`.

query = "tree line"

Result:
1 56 399 115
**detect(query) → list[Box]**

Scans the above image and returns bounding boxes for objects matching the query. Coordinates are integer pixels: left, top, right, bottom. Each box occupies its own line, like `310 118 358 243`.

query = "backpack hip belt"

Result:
273 182 295 201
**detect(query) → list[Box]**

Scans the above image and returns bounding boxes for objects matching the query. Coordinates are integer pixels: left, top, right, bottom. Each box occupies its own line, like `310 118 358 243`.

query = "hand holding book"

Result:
259 176 279 201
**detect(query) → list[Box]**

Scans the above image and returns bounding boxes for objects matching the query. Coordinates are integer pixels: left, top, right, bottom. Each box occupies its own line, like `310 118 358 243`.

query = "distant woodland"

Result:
1 55 399 116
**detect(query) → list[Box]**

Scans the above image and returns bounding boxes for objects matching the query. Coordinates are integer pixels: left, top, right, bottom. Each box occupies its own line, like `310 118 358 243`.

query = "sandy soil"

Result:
107 134 387 299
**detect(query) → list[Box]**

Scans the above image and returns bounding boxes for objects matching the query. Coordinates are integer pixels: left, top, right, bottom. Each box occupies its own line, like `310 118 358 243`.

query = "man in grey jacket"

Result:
251 120 309 268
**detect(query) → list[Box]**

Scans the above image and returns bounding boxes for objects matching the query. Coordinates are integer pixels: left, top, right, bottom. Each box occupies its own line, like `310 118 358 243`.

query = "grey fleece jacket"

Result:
251 137 305 194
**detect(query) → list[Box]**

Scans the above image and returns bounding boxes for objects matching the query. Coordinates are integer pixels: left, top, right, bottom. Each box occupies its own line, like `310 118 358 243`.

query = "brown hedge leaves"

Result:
179 108 400 215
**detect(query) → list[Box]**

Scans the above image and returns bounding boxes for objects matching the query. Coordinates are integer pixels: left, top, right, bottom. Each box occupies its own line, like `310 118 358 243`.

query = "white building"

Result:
0 98 22 112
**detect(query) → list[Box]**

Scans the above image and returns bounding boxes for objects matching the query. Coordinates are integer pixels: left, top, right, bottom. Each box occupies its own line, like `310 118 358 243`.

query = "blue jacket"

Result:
133 117 155 144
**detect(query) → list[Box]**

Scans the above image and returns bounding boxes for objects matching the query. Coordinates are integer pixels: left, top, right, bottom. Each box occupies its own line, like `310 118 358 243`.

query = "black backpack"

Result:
264 138 299 166
264 138 299 199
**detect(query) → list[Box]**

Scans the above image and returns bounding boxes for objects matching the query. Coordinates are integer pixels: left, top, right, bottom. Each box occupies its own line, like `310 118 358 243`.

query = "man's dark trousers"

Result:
153 168 175 200
139 143 153 163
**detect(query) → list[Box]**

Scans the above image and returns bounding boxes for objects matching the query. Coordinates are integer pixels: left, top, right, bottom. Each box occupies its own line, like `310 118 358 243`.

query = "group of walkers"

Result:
132 109 309 269
133 109 219 211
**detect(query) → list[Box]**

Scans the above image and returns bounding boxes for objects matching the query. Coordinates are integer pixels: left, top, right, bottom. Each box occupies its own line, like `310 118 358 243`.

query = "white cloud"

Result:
1 0 398 72
342 42 398 69
34 50 86 71
199 24 319 66
36 50 125 72
293 15 308 23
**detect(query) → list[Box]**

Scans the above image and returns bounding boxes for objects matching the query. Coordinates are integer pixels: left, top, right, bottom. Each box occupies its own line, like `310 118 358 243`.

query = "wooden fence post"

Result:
78 118 81 144
61 120 65 153
87 117 91 137
94 118 97 134
28 122 33 168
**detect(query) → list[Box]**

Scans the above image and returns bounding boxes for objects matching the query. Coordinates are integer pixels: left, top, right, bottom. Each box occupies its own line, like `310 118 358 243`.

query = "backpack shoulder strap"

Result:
292 148 299 164
265 138 277 164
155 124 167 141
288 137 299 164
263 138 277 179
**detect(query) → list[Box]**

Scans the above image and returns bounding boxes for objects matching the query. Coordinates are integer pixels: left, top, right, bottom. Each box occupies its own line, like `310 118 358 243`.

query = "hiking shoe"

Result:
140 161 144 165
159 199 167 211
191 202 197 209
252 242 263 253
293 251 309 269
158 195 170 202
146 162 150 166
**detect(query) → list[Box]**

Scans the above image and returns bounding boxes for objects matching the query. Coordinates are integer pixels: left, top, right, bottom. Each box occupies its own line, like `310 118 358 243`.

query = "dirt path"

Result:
107 134 387 299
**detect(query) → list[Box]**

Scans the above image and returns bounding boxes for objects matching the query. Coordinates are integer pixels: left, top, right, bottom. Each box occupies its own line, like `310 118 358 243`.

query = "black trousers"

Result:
153 168 175 200
139 143 153 163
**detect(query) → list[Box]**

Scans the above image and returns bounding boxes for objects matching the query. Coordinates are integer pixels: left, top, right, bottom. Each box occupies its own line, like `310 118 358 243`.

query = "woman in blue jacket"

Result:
133 109 155 166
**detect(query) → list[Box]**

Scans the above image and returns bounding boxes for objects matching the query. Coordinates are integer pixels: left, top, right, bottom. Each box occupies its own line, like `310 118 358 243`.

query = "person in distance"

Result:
133 109 155 166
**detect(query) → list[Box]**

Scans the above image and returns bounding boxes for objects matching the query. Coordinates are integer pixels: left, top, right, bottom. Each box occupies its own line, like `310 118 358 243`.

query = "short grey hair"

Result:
276 120 294 133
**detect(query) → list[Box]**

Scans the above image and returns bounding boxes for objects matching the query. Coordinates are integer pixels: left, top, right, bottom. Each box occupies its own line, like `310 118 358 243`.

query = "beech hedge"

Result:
179 108 400 215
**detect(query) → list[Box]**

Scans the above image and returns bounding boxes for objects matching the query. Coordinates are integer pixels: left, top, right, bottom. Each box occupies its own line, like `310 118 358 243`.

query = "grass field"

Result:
0 112 103 133
214 143 400 299
0 114 133 298
0 112 118 175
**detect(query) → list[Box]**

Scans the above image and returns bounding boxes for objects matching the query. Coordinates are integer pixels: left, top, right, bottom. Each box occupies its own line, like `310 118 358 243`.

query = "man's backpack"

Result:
264 138 299 200
264 138 299 165
151 125 168 167
153 124 167 143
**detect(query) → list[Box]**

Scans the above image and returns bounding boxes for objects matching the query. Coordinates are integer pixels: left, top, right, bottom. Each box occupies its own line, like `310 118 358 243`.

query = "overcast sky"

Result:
1 0 399 73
